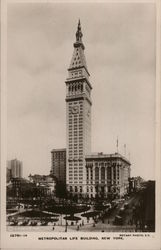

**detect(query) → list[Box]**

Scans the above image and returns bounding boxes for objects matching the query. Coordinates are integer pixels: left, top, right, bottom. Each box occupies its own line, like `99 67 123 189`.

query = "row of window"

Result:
69 112 83 118
69 125 83 128
69 177 83 181
69 135 83 137
69 113 83 118
69 186 83 192
69 174 83 177
69 144 83 147
68 125 83 128
68 103 83 107
69 128 83 132
69 123 83 127
69 169 83 173
68 141 83 144
68 127 83 131
69 146 83 149
52 152 66 159
69 141 83 143
69 131 83 134
69 163 83 166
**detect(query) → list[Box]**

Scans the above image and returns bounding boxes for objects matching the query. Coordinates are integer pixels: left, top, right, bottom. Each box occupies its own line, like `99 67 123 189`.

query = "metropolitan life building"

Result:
51 21 131 199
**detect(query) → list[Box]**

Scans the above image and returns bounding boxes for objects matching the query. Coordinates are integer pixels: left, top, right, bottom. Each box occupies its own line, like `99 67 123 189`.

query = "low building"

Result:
51 149 66 184
7 177 33 200
28 174 56 195
84 152 131 199
7 177 54 202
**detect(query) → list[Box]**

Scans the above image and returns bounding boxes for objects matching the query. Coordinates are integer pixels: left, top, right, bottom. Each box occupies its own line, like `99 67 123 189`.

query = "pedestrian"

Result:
53 226 55 231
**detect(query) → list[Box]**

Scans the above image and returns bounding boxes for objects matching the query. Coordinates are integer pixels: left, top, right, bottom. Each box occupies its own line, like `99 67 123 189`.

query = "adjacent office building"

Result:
7 159 23 181
85 153 130 199
51 149 66 184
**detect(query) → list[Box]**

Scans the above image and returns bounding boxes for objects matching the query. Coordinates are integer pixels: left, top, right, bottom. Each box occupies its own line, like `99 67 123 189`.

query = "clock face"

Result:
71 106 79 114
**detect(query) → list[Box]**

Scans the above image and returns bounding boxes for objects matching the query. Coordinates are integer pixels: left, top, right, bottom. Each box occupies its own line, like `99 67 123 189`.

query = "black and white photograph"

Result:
1 0 160 248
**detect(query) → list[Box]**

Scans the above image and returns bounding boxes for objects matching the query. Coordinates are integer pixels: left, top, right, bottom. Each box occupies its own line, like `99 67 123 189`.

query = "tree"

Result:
55 181 67 198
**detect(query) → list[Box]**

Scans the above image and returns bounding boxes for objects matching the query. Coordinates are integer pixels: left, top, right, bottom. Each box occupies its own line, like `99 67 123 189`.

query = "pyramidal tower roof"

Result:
68 20 89 74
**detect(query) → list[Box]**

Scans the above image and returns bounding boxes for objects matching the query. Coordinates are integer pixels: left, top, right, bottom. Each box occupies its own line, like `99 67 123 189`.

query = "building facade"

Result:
65 20 92 195
85 153 130 199
62 21 131 198
51 149 66 184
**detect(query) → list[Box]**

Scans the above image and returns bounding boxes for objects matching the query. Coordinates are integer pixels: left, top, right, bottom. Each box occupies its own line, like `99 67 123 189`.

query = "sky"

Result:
7 2 156 180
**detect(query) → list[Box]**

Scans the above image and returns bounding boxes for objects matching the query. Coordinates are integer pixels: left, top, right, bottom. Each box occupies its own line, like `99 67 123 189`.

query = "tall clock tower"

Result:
65 20 92 197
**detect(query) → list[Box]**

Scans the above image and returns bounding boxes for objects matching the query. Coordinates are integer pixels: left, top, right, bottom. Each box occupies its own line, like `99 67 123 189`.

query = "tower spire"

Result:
68 20 90 74
76 19 83 43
